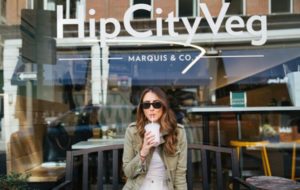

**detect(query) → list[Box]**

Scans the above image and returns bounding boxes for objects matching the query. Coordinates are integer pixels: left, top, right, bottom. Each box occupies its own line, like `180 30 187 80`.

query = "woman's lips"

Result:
149 114 155 119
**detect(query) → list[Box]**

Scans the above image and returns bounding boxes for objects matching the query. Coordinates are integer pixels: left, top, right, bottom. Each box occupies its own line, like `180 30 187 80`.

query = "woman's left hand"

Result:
140 131 156 157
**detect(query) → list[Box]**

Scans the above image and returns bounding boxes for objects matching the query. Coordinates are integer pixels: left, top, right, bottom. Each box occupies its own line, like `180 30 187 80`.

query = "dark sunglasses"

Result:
141 101 162 109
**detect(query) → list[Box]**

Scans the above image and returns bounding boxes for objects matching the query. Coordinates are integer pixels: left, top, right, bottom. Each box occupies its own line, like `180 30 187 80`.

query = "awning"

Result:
109 50 210 86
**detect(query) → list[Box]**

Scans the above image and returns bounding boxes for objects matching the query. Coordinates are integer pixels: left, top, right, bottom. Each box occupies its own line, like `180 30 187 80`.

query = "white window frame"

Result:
43 0 86 19
130 0 153 20
0 0 6 23
43 0 55 11
269 0 293 14
176 0 198 17
27 0 34 9
222 0 246 15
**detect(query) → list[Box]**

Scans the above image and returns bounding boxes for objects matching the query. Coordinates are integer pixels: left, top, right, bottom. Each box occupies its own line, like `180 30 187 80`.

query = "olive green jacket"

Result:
122 122 187 190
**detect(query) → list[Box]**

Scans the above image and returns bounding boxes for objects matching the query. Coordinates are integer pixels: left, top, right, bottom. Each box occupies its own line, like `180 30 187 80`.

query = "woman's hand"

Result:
140 131 156 158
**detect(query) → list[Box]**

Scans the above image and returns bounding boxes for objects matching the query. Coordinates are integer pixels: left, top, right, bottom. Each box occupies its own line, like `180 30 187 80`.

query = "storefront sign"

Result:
57 3 267 48
230 91 247 107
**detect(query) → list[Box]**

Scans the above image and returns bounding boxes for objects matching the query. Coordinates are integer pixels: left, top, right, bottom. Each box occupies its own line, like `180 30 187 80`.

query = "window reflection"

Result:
271 0 291 13
178 0 197 17
224 0 244 15
133 0 151 19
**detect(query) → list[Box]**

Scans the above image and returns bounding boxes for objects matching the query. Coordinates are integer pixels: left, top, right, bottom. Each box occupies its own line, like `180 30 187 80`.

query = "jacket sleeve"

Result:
174 128 188 190
122 127 147 179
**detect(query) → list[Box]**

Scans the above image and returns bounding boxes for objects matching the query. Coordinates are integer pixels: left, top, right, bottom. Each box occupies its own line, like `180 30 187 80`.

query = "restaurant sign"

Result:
57 3 267 48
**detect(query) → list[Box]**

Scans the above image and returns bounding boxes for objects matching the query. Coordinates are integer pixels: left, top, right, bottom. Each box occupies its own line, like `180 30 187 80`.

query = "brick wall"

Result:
86 0 130 20
153 0 176 18
294 0 300 13
201 0 222 17
86 0 107 20
246 0 269 15
6 0 26 25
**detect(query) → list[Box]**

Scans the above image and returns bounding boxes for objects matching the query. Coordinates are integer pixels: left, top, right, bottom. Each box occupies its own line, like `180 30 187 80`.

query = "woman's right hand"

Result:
140 131 156 157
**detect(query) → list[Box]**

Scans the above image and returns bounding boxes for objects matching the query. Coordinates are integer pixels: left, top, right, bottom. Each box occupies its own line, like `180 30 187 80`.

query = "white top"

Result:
140 148 168 190
146 148 166 178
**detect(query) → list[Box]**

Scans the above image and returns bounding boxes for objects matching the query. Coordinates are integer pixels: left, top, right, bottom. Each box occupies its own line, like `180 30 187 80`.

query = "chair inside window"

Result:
230 140 272 176
187 144 255 190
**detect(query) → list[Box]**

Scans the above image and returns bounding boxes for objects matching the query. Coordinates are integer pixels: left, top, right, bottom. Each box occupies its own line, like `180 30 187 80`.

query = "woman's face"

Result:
142 91 163 122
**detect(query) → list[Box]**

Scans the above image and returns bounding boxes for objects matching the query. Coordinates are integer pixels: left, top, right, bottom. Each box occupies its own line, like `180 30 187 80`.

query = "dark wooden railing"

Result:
53 144 255 190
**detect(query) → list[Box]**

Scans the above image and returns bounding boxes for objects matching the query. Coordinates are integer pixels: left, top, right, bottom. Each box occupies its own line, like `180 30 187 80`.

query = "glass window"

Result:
224 0 244 15
27 0 34 9
1 0 6 20
271 0 291 13
44 0 56 11
178 0 197 17
55 0 80 18
133 0 151 19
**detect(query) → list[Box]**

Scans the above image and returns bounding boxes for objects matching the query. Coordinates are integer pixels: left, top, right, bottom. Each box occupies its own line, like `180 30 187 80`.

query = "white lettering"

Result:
247 15 267 46
200 3 229 35
128 55 135 61
89 9 96 38
100 18 121 47
226 16 245 36
57 3 268 46
181 17 202 44
166 12 179 37
124 4 152 38
156 8 163 36
57 5 85 38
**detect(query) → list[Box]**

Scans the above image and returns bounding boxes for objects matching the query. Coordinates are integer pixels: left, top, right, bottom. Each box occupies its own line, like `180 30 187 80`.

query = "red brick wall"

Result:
294 0 300 13
153 0 176 18
201 0 222 17
246 0 268 15
86 0 107 20
6 0 26 25
107 0 130 20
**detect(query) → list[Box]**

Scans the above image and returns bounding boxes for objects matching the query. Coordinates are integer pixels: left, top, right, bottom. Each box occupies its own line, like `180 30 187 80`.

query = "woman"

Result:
122 87 187 190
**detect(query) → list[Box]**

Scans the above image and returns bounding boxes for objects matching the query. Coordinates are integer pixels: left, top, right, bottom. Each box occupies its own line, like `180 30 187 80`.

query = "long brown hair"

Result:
136 87 178 155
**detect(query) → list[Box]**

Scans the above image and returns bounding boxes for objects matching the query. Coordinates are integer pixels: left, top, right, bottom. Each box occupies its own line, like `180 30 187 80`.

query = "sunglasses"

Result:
141 101 162 109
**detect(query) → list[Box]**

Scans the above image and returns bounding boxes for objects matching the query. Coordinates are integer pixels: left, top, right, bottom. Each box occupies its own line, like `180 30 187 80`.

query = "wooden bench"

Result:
7 129 65 183
53 143 255 190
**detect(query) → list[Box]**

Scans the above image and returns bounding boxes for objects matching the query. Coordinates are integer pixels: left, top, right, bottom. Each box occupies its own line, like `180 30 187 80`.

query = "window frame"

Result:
176 0 198 17
222 0 246 15
0 0 6 23
43 0 85 18
27 0 34 9
269 0 293 14
130 0 153 20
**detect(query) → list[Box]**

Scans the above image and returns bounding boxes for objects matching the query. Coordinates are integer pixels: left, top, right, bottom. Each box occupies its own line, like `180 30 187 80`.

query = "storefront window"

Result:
54 0 81 18
178 0 197 17
1 0 300 187
224 0 244 15
270 0 292 13
132 0 151 19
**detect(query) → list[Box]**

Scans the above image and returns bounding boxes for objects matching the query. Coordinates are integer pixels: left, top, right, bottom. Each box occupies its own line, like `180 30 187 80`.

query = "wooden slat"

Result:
187 149 193 190
216 152 223 190
201 148 209 190
112 149 119 190
97 151 104 189
82 154 89 190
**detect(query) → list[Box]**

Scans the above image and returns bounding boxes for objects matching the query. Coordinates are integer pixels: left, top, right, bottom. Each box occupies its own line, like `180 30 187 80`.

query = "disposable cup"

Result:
145 122 160 147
